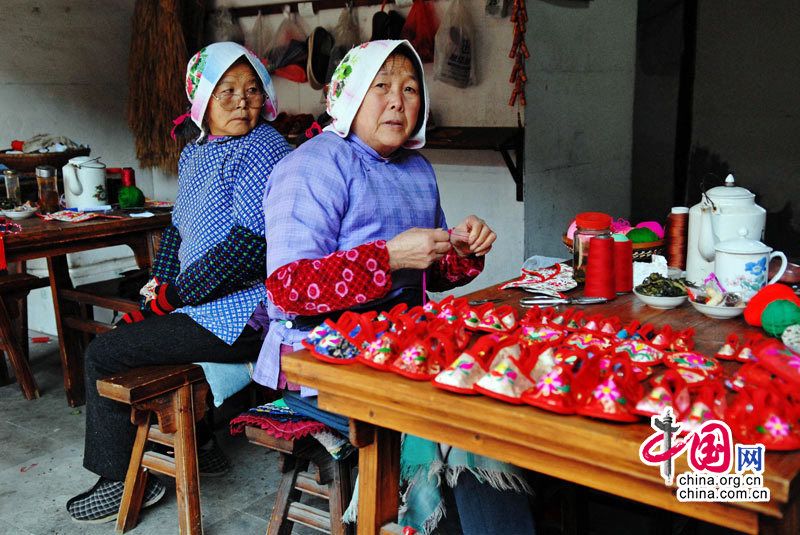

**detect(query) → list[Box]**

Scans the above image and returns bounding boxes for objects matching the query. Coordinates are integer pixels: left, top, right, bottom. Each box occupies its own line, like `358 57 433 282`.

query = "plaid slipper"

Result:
67 476 165 524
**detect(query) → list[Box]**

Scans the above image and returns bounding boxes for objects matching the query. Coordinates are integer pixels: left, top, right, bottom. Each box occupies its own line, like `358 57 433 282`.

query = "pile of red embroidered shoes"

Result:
302 297 800 450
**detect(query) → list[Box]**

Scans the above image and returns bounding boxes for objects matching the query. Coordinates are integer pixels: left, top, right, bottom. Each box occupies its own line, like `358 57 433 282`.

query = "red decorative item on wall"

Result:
508 0 529 106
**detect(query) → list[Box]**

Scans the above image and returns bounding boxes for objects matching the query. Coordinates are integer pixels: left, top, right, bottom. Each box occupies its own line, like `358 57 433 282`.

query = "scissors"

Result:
519 295 609 307
468 298 504 306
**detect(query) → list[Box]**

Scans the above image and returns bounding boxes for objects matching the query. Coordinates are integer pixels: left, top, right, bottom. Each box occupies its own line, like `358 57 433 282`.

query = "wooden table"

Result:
283 283 800 535
3 212 171 406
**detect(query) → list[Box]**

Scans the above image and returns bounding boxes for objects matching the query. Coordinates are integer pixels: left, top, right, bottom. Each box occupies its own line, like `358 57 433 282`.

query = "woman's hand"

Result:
386 228 452 270
450 215 497 257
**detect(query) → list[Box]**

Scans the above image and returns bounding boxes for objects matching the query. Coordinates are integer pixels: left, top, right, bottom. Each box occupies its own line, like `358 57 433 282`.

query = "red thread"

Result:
584 236 616 299
422 271 427 306
613 239 633 294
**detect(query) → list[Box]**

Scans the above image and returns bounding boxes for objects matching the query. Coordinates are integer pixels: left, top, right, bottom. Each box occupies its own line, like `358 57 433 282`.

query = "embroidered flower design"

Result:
593 378 622 404
490 361 518 383
763 415 790 437
673 353 709 370
537 369 566 396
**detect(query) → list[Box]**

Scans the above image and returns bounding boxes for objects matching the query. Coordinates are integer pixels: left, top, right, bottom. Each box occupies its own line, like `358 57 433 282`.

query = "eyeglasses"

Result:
211 88 266 111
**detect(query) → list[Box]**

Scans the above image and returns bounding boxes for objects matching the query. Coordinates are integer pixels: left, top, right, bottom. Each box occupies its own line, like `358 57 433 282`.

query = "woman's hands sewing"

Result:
386 216 496 271
450 215 496 257
387 228 452 270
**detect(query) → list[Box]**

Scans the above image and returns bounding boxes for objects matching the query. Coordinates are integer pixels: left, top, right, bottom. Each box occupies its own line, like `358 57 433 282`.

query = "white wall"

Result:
523 0 638 258
0 1 151 334
2 1 525 334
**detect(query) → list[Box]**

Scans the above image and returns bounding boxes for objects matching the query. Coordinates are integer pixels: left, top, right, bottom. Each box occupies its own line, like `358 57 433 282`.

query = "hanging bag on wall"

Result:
245 10 272 57
434 0 477 87
401 0 439 63
266 7 309 82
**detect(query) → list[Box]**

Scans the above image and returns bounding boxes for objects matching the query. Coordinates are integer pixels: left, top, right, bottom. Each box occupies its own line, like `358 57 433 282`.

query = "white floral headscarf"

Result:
184 41 278 139
325 40 429 150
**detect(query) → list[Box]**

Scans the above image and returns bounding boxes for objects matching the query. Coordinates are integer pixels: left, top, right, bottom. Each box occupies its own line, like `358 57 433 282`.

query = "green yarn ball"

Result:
626 227 659 243
761 299 800 337
118 185 145 209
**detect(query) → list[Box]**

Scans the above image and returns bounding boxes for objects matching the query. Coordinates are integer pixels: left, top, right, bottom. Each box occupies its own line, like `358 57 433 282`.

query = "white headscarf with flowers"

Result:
184 41 278 140
325 40 429 150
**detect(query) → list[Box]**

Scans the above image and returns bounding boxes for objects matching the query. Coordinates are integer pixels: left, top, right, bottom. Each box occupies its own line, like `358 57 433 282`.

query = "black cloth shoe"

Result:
197 438 231 477
67 476 166 524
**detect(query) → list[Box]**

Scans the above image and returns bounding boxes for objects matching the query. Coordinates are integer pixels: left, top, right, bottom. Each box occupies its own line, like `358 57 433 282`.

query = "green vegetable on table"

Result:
635 273 688 297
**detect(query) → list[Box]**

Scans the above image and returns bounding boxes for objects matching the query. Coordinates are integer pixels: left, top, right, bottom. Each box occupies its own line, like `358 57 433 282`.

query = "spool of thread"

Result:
664 206 689 270
584 236 616 299
613 239 633 293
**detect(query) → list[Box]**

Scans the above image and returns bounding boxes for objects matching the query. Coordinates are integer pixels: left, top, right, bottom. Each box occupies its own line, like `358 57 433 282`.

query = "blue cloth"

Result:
282 391 350 436
253 131 446 387
196 361 253 407
172 122 291 344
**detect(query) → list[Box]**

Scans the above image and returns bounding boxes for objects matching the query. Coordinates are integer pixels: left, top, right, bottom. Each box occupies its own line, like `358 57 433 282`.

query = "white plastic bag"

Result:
207 5 244 43
265 7 308 71
245 11 272 57
433 0 477 88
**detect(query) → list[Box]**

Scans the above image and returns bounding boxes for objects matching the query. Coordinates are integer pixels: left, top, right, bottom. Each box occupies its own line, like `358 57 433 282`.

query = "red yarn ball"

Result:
744 284 800 327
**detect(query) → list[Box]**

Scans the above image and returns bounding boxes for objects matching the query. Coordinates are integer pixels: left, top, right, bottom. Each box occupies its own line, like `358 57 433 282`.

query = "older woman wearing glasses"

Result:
66 42 291 524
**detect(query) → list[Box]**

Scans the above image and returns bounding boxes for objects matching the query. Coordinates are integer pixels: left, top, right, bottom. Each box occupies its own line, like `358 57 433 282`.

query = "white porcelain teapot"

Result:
686 174 766 284
714 230 787 301
62 156 107 209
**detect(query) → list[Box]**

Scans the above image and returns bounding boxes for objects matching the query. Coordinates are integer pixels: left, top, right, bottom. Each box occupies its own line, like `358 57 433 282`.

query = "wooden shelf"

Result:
424 127 524 202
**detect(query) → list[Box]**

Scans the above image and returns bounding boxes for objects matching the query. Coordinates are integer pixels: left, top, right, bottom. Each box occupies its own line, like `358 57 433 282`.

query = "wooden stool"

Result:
245 425 355 535
97 364 208 534
0 272 50 399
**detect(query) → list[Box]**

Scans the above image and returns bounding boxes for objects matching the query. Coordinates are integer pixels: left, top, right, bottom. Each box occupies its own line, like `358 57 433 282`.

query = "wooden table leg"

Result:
354 421 400 535
0 297 39 399
760 489 800 535
47 255 85 407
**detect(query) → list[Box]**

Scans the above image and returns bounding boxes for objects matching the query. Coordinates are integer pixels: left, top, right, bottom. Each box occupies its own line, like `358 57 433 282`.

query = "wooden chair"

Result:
97 364 208 534
245 425 355 535
0 271 50 399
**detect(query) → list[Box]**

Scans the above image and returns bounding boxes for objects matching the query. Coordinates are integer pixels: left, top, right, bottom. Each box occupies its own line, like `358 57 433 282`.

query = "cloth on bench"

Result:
196 361 254 407
229 398 328 440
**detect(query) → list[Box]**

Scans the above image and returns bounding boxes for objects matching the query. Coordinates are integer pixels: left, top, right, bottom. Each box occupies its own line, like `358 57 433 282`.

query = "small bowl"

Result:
689 300 745 320
3 208 37 220
633 289 688 309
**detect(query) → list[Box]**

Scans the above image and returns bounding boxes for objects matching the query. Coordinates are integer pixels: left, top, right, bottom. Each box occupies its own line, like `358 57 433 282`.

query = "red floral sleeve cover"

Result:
267 241 392 315
266 242 485 314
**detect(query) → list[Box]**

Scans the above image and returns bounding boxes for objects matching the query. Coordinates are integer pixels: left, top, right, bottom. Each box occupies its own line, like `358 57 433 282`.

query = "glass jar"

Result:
36 165 60 213
3 169 22 206
572 211 612 283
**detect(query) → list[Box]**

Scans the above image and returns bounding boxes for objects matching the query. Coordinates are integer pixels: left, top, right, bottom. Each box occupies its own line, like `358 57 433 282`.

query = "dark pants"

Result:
83 313 263 481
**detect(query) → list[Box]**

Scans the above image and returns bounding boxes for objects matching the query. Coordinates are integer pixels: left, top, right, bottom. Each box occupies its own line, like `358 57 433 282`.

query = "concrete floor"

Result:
0 334 318 535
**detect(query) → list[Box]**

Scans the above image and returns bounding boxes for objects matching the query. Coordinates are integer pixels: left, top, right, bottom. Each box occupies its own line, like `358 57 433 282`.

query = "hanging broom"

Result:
127 0 189 173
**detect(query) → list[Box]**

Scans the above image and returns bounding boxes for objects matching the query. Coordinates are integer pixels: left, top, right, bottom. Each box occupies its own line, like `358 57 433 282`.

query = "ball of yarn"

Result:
626 227 659 243
635 221 665 239
761 300 800 337
611 233 630 242
744 283 800 326
782 324 800 354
